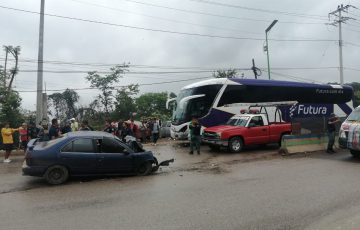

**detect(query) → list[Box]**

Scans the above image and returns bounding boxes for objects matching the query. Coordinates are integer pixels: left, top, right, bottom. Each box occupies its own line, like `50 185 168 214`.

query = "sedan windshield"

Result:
226 116 249 126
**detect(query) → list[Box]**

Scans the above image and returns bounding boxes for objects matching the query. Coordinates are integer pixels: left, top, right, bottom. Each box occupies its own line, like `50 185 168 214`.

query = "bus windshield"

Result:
347 107 360 121
172 85 222 125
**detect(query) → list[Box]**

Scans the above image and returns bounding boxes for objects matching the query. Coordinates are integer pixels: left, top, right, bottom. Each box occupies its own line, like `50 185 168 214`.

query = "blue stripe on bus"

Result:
337 103 353 115
199 108 234 127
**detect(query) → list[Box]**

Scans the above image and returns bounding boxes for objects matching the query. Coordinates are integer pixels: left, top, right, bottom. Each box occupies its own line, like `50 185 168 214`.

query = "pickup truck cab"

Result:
202 113 292 152
339 106 360 157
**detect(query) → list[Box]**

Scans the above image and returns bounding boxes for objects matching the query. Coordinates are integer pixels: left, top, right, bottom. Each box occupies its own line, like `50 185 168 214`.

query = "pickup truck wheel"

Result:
350 150 360 158
44 165 69 185
228 137 243 153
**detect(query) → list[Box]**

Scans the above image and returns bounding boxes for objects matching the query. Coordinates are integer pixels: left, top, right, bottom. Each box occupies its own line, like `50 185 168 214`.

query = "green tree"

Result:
0 89 23 126
48 89 79 120
114 84 139 119
86 65 128 114
212 69 238 78
62 89 79 118
0 63 23 127
48 92 66 119
135 92 171 120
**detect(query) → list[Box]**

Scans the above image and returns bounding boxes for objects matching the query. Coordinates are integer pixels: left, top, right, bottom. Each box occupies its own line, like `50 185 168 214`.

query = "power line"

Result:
18 69 223 74
15 76 213 93
343 26 360 33
0 5 335 42
0 56 343 71
268 71 325 84
121 0 326 25
345 41 360 47
345 67 360 72
15 67 342 74
188 0 328 20
68 0 263 36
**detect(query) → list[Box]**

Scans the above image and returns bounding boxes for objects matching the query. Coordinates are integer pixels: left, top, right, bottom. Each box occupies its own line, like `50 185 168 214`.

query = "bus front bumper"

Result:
202 138 228 147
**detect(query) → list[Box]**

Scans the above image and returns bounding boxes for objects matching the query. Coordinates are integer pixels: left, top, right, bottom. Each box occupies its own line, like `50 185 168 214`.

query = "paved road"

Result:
1 142 360 230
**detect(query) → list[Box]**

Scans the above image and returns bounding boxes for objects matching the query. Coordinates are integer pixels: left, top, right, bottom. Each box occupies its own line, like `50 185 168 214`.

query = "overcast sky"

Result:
0 0 359 110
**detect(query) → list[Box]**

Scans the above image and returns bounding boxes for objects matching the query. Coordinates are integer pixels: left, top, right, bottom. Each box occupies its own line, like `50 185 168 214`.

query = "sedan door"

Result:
59 138 98 174
96 137 134 174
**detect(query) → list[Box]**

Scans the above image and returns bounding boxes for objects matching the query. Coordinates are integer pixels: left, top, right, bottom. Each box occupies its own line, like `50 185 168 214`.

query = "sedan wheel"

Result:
137 162 153 176
44 165 69 185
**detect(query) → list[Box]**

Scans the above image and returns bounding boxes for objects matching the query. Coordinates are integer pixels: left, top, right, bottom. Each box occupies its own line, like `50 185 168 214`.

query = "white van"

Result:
339 106 360 157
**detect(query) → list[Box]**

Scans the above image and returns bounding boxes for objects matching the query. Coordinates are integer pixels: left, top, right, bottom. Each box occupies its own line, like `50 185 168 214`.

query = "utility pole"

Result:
36 0 45 125
328 4 356 85
251 58 261 79
264 20 278 80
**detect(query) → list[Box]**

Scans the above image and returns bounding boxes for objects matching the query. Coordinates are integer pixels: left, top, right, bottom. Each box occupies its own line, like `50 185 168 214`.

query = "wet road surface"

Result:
1 141 360 230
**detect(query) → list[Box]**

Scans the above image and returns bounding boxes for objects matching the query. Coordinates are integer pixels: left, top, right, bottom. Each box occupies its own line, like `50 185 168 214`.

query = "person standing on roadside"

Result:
49 118 61 140
1 122 19 163
79 120 93 131
27 121 39 140
150 118 160 146
61 121 72 134
19 123 29 152
327 113 341 154
70 118 79 131
189 117 202 155
103 119 114 134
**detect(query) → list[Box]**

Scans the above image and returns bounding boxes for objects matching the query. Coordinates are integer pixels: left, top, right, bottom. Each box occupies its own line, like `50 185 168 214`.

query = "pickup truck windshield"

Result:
226 116 249 127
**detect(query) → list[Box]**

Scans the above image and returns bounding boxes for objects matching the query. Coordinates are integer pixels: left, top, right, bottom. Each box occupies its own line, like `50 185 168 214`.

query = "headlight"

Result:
339 129 346 138
216 132 222 138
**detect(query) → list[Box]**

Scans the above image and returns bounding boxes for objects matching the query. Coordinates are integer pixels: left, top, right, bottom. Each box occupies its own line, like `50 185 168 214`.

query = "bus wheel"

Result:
228 137 243 153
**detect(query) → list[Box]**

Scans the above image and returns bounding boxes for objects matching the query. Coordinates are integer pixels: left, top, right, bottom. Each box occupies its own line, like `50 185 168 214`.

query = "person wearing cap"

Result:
70 118 79 131
19 123 29 152
327 113 340 154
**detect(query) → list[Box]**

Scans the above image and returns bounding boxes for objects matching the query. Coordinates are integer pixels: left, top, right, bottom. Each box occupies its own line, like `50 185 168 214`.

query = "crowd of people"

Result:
102 118 162 145
1 117 163 163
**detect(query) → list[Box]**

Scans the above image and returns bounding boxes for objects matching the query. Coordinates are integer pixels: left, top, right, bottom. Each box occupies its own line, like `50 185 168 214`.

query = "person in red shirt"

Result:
19 123 29 152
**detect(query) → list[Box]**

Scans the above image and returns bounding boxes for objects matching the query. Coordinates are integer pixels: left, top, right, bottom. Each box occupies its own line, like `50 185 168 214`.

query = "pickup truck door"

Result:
245 116 269 145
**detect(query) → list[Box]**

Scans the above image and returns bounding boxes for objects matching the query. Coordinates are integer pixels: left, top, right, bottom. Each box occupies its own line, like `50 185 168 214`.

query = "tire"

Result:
137 161 153 176
44 165 69 185
209 144 220 151
350 150 360 158
228 137 243 153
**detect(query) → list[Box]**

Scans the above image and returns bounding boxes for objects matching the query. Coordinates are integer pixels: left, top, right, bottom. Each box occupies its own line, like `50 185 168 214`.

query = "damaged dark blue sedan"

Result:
22 131 173 185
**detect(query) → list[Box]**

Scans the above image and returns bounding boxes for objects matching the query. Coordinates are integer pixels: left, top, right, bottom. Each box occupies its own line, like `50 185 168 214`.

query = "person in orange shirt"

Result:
1 122 19 163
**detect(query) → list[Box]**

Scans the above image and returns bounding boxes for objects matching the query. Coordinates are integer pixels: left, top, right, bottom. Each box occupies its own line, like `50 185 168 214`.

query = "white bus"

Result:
170 78 354 139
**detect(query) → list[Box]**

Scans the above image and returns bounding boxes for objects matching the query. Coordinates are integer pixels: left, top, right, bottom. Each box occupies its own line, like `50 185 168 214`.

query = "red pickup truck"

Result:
202 113 292 152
